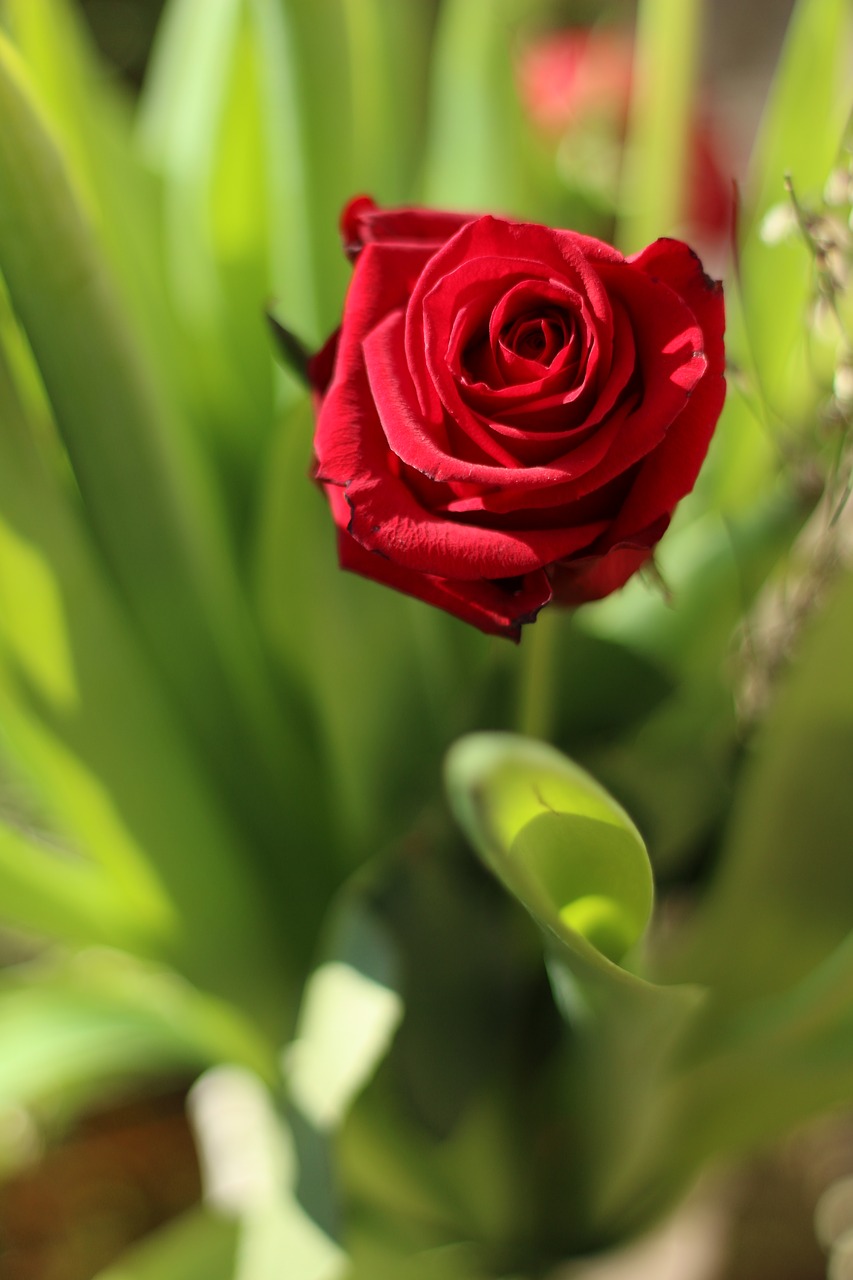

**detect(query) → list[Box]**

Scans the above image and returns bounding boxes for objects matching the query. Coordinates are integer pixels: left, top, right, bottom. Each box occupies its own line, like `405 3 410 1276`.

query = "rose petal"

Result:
341 195 474 259
335 522 553 639
549 518 669 604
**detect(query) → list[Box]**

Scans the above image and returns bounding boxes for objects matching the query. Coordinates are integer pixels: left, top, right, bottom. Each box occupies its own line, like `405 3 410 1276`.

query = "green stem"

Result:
516 606 561 742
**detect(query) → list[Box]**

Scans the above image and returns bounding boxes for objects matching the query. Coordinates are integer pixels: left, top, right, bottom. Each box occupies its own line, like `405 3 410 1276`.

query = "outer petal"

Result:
607 239 726 539
341 195 474 259
630 236 725 378
335 525 552 639
549 518 669 604
326 481 552 637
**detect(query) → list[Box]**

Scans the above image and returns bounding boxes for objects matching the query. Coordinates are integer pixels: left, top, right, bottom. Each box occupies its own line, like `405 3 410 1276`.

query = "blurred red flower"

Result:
517 27 731 251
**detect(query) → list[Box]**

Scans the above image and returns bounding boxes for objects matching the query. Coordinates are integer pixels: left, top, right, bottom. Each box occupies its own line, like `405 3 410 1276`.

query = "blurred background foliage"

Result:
0 0 851 1278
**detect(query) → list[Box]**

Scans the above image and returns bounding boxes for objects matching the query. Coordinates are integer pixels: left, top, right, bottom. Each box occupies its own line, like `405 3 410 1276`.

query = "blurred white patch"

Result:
284 959 403 1131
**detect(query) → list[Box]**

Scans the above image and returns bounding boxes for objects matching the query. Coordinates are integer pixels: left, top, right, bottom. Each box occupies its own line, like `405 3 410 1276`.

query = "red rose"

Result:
310 197 725 640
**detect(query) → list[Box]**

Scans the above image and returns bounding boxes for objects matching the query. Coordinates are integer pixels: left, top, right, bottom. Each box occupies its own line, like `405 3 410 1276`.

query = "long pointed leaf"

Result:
0 336 285 1013
0 35 333 975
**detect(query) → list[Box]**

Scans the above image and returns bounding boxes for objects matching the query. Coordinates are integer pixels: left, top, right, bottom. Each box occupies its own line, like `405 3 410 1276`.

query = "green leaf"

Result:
91 1209 238 1280
0 818 139 947
2 0 183 411
670 564 853 1007
446 733 653 969
0 336 289 1014
138 0 287 470
344 1241 489 1280
0 951 275 1125
445 733 706 1237
0 31 297 802
0 35 336 984
339 0 433 207
422 0 528 215
668 928 853 1172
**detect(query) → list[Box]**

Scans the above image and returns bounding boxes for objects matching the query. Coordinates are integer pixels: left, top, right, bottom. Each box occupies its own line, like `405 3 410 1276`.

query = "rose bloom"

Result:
517 27 731 252
310 197 725 640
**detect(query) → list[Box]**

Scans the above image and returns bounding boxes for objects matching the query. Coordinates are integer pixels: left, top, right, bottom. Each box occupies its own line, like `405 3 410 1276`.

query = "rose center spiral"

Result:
499 308 571 367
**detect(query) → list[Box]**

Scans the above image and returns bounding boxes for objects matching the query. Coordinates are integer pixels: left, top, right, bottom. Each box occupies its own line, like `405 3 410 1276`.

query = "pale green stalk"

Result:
617 0 704 252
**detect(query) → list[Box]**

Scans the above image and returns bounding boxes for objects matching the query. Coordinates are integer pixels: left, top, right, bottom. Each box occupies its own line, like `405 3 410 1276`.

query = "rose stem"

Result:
516 605 561 742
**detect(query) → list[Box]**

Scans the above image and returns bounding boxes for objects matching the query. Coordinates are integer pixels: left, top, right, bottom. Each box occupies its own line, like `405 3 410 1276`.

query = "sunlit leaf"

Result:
285 898 403 1132
2 0 182 410
0 33 336 987
0 818 138 948
446 733 653 968
446 734 707 1236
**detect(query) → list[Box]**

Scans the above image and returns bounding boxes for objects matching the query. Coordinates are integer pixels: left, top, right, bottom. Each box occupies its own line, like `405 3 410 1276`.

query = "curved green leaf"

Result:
445 733 653 971
446 734 707 1237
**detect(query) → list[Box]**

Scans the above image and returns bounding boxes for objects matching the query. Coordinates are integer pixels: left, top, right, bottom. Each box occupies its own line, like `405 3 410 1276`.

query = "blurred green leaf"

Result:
0 33 339 984
344 1239 489 1280
668 564 853 1006
0 334 289 1011
422 0 529 215
340 0 433 207
0 31 269 756
666 927 853 1173
0 818 139 947
92 1209 238 1280
2 0 185 419
617 0 704 251
0 951 275 1125
138 0 286 475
